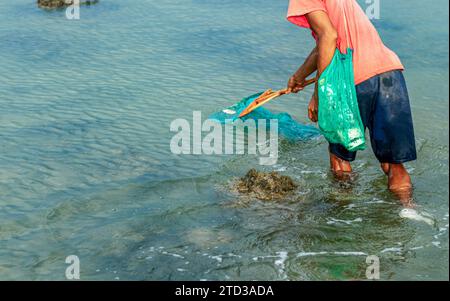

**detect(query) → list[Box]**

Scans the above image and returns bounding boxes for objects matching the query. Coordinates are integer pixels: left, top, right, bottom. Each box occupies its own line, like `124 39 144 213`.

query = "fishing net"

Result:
208 92 320 141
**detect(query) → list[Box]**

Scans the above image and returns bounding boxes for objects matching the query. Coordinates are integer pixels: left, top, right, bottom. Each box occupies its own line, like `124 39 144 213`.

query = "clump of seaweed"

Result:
235 169 297 201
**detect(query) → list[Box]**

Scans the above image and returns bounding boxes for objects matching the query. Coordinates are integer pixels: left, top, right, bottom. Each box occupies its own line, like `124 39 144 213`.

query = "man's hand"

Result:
308 93 318 122
287 73 309 93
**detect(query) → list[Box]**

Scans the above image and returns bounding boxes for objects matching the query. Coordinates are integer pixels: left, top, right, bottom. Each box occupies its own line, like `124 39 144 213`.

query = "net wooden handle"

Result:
278 77 317 95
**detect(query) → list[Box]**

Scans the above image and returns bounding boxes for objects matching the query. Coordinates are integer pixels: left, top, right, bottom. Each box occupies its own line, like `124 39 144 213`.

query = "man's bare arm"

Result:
305 10 338 122
294 47 317 80
287 11 337 96
299 46 318 78
287 47 318 93
306 11 337 77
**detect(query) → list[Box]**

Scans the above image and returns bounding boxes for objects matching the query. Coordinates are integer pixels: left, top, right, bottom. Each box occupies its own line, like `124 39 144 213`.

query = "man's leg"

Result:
370 71 417 205
380 163 413 206
380 163 412 190
388 164 412 190
330 152 352 173
328 144 355 178
327 74 376 176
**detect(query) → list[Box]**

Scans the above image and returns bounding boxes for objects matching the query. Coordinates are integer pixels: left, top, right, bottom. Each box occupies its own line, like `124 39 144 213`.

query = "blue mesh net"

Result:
208 92 320 141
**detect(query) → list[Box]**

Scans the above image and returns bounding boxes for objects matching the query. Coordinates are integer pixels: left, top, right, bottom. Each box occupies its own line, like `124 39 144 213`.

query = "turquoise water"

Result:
0 0 448 280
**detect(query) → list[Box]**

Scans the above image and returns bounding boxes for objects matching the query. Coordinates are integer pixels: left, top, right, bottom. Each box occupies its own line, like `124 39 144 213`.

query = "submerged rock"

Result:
185 228 233 248
37 0 99 9
235 169 297 201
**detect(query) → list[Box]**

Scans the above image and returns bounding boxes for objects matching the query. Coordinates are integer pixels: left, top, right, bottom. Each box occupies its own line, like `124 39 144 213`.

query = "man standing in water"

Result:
286 0 417 204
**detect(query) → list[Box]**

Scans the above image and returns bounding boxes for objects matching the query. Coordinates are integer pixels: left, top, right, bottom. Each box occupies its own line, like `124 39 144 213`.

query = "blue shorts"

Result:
329 70 417 163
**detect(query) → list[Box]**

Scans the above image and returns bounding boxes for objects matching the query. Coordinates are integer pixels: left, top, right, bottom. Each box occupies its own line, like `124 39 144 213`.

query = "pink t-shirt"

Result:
287 0 404 85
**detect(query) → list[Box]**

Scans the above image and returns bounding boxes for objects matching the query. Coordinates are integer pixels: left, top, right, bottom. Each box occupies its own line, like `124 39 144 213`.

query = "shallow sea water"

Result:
0 0 448 280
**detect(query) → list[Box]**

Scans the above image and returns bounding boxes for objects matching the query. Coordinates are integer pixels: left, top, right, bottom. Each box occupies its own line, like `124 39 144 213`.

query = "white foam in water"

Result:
274 166 287 172
364 197 390 204
326 217 363 225
222 109 236 115
296 251 366 257
297 251 327 257
410 246 424 250
274 251 289 280
227 253 242 258
344 204 357 210
332 251 367 256
274 251 288 268
432 241 441 247
381 247 403 253
399 208 435 226
209 255 223 263
161 251 185 259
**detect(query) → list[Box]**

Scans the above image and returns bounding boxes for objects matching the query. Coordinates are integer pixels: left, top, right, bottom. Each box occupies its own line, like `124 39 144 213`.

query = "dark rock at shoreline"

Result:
236 169 297 201
37 0 99 9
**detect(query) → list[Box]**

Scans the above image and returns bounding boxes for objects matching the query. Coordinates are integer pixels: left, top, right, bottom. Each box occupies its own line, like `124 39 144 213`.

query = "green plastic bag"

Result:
317 47 366 152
